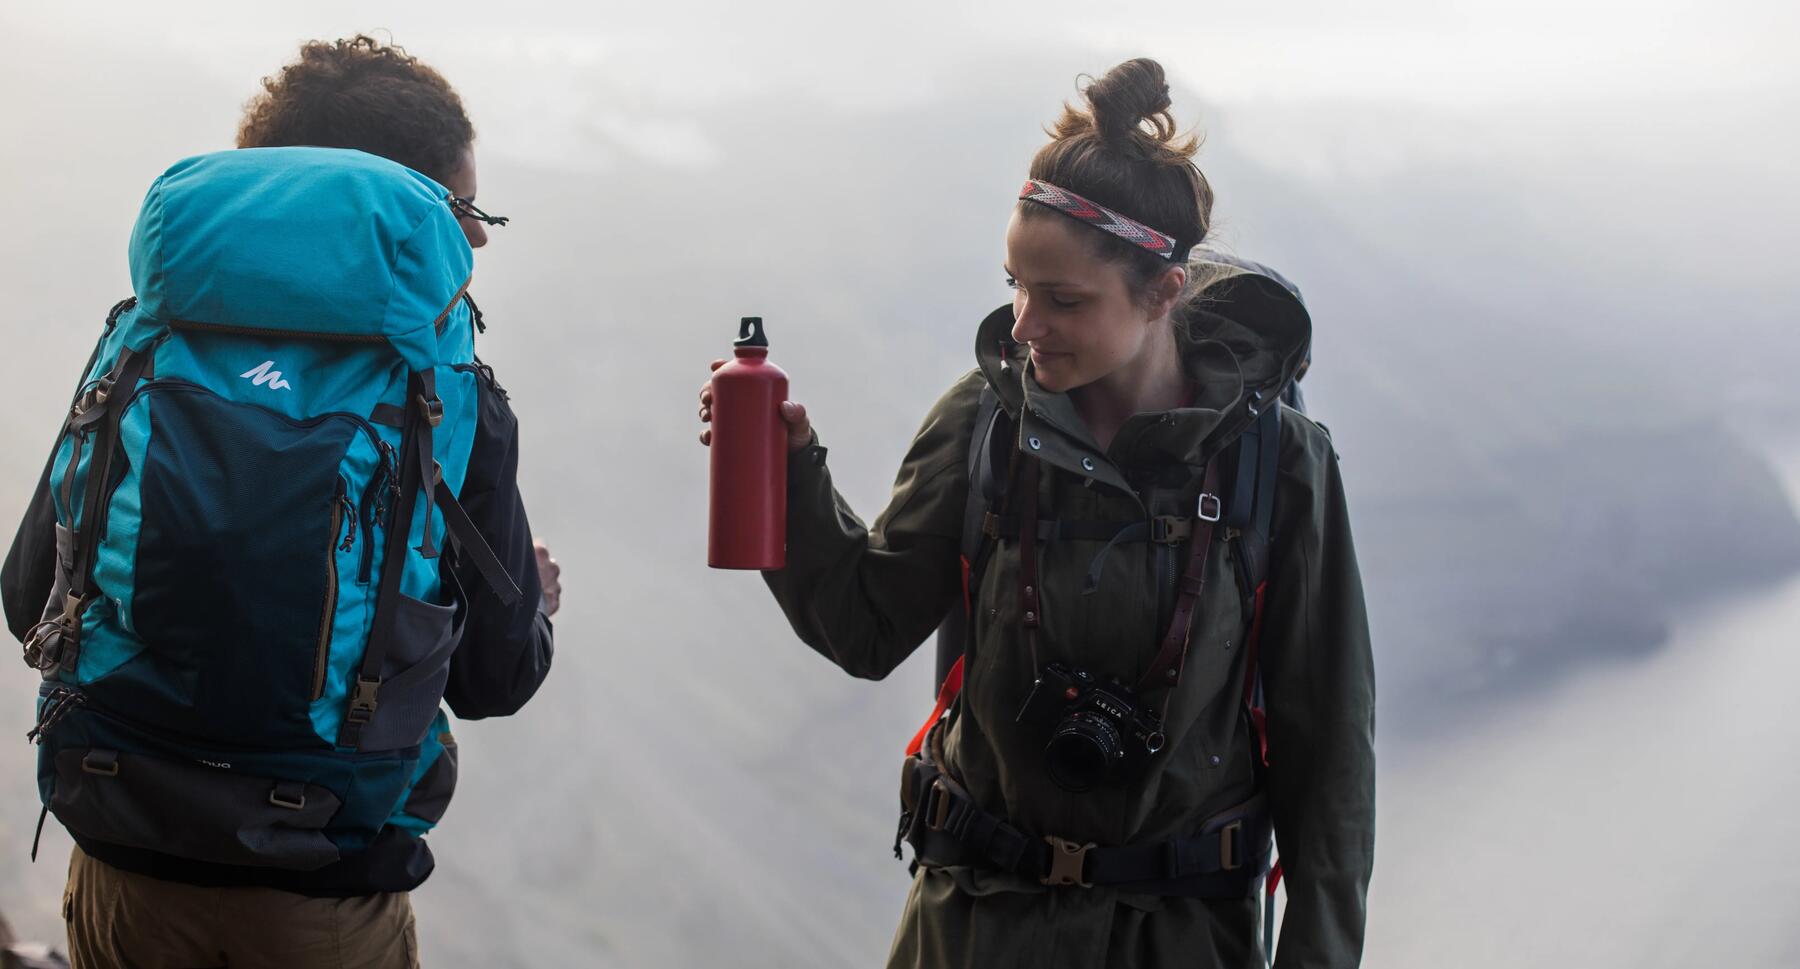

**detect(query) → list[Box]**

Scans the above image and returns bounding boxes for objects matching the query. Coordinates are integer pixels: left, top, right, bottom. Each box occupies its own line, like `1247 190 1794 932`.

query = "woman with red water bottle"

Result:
698 57 1373 969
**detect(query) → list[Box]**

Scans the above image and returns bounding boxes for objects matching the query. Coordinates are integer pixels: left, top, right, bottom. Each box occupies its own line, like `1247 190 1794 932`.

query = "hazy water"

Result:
1362 444 1800 969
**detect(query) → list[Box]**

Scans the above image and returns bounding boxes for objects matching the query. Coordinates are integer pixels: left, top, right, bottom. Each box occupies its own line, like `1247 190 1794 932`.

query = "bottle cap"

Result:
735 317 769 348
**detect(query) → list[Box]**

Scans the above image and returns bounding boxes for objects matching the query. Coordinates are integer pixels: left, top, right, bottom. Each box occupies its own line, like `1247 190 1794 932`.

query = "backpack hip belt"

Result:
896 742 1271 898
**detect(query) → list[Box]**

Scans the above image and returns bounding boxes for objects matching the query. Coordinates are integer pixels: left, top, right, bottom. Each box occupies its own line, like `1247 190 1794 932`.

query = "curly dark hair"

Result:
237 35 474 183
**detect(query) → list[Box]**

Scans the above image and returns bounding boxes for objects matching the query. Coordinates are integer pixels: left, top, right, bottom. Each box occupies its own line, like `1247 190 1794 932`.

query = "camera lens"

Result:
1044 711 1124 792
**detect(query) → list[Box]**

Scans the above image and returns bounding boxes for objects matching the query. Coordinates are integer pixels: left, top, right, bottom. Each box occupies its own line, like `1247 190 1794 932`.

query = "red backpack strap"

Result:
1242 581 1271 765
906 654 965 757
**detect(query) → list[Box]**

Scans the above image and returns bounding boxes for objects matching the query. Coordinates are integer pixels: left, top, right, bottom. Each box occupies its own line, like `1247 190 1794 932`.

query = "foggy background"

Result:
3 1 1798 966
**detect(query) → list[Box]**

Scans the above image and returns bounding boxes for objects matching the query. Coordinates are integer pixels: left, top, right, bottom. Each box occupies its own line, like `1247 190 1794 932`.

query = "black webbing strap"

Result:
369 403 406 428
934 387 1006 692
433 480 522 606
340 371 430 749
1224 407 1263 531
414 370 442 560
1253 406 1280 542
904 756 1269 895
44 347 154 672
68 348 150 602
981 514 1195 546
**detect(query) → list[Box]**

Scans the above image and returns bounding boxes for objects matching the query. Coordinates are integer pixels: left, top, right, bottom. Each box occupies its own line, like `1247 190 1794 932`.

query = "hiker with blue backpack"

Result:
698 58 1374 967
2 36 555 968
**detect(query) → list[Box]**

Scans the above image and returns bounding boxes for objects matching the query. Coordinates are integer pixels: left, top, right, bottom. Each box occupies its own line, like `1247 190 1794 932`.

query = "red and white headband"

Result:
1018 179 1189 261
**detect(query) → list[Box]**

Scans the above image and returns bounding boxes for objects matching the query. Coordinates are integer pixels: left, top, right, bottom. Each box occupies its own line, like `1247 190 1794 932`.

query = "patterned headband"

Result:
1019 179 1186 261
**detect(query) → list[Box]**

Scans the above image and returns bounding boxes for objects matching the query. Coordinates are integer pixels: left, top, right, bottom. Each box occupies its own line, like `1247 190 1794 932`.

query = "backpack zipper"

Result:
313 479 349 701
358 441 397 585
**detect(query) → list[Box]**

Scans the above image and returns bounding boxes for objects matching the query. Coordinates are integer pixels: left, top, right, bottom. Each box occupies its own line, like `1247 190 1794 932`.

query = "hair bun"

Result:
1085 58 1176 149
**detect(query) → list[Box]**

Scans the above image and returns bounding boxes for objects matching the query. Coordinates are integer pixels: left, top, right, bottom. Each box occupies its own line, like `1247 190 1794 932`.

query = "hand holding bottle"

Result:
697 361 811 451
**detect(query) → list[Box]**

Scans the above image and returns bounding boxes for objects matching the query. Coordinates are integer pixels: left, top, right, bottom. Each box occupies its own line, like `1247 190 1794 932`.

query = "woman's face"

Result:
441 146 487 250
1004 210 1177 394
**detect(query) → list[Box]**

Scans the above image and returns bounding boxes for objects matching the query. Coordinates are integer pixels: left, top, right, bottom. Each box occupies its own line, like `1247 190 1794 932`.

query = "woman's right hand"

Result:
697 359 813 452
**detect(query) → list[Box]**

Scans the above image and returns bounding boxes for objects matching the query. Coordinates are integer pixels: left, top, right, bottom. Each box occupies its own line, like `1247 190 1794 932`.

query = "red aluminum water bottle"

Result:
708 317 789 570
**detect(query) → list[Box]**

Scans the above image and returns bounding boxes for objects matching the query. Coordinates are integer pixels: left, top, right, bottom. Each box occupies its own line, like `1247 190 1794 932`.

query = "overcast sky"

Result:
8 0 1796 177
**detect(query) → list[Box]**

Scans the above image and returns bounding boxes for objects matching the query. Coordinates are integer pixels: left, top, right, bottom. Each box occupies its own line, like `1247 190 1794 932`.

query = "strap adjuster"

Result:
1219 819 1243 871
1041 836 1095 888
1197 493 1223 523
416 393 444 428
927 779 955 831
268 785 307 811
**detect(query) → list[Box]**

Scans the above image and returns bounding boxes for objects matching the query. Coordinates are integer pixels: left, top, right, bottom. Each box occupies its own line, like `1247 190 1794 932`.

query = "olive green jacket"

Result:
765 266 1375 968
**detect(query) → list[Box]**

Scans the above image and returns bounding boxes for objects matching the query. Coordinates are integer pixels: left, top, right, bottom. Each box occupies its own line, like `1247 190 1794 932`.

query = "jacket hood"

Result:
973 257 1312 492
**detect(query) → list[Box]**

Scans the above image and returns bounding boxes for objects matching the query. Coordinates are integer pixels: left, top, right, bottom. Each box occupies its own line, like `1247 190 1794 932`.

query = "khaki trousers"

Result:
62 845 418 969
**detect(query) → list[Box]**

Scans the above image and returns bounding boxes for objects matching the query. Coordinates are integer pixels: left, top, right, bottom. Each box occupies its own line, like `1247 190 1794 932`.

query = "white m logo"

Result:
241 360 292 391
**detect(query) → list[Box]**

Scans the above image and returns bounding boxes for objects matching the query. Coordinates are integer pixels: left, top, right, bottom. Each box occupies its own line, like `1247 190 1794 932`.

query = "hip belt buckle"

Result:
1042 836 1096 888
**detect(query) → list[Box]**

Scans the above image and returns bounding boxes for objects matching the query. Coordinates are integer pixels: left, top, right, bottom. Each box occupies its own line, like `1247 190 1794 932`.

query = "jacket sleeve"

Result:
442 369 554 719
1261 410 1377 969
759 371 982 680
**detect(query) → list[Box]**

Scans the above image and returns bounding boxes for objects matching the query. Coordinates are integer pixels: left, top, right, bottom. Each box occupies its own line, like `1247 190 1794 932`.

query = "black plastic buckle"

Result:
345 676 381 723
1149 516 1193 545
1219 819 1244 871
70 378 114 422
417 393 444 428
1041 836 1095 888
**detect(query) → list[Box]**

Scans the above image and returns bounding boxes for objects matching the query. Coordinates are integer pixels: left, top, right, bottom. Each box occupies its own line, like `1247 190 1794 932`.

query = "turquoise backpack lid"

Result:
128 146 473 372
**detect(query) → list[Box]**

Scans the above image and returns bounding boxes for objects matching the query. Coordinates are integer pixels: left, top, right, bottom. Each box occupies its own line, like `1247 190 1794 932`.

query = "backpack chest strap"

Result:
982 513 1197 546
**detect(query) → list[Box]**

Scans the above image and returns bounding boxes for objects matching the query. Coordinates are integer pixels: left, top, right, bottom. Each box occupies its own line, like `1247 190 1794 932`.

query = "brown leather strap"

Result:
1136 461 1222 693
1012 454 1221 693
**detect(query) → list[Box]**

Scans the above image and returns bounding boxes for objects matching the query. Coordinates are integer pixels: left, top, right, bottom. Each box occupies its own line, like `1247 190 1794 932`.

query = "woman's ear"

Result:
1147 264 1187 321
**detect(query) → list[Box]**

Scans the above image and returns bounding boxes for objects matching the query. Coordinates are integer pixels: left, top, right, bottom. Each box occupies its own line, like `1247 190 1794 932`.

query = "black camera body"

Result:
1016 663 1167 792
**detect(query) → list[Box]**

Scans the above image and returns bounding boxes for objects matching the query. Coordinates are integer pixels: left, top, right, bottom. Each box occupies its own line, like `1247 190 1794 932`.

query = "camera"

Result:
1015 663 1167 792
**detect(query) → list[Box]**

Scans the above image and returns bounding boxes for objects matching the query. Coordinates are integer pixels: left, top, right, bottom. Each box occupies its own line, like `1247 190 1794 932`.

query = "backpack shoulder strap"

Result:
1226 404 1283 770
932 384 1007 694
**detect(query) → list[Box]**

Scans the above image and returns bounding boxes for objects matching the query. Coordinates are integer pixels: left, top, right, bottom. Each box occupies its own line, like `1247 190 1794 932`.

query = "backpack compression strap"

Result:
339 371 434 748
24 345 154 673
339 370 520 750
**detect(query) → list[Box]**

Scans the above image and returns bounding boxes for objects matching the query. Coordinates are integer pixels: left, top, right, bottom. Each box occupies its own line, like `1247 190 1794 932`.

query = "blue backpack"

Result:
22 147 520 869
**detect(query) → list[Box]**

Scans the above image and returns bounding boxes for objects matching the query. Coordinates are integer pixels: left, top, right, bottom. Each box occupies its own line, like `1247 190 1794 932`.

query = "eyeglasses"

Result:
448 194 510 227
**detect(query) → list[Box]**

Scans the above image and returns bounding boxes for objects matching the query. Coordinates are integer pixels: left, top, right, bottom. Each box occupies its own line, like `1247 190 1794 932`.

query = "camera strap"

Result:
1014 454 1222 693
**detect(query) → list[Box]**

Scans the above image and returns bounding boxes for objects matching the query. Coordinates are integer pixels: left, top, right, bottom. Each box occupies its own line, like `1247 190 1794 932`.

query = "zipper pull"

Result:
338 496 357 552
